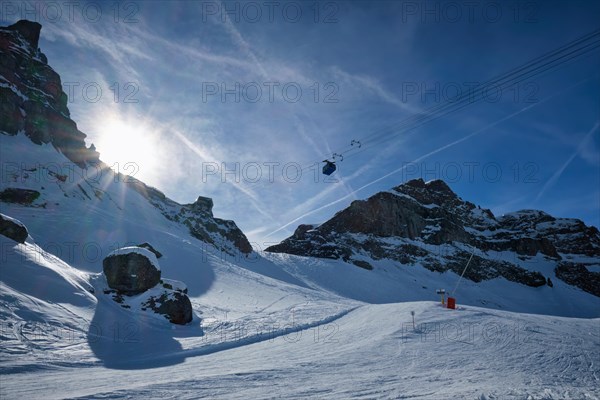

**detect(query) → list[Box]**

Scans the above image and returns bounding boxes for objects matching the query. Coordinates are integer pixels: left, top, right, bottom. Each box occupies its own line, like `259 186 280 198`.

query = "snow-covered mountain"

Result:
1 20 599 399
267 178 600 298
0 20 252 257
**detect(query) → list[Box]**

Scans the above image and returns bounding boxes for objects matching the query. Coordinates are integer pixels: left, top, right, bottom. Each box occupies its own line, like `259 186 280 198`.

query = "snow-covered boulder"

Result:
102 246 161 295
0 213 29 243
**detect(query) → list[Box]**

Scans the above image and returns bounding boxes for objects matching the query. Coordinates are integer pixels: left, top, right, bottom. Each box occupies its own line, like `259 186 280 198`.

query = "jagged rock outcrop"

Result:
5 20 42 48
124 176 252 255
555 262 600 297
150 192 253 255
137 242 163 259
1 20 253 257
179 196 253 255
0 20 99 167
266 178 599 294
143 288 193 325
0 213 29 243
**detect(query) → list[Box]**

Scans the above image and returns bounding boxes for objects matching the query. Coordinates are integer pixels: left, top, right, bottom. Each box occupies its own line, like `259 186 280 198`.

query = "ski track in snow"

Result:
2 302 599 400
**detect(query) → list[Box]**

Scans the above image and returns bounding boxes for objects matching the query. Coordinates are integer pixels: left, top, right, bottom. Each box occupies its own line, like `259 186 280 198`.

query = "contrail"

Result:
265 78 591 239
171 129 275 221
535 121 599 201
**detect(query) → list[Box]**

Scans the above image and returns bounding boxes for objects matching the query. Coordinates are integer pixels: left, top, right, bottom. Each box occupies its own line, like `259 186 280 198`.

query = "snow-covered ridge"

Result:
267 177 600 299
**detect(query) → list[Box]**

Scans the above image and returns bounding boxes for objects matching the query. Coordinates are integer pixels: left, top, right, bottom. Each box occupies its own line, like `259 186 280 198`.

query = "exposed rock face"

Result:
0 20 99 167
123 176 252 255
1 20 253 259
0 213 29 243
266 179 599 294
143 290 193 325
0 188 40 205
5 20 41 48
103 248 193 325
496 211 600 257
180 195 253 255
103 247 161 295
555 262 600 297
137 242 163 259
152 193 253 255
104 258 193 325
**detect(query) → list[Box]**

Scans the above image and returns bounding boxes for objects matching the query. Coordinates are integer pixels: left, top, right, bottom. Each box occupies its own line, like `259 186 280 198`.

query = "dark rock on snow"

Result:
555 262 600 297
162 195 253 255
102 247 193 324
0 213 29 243
0 188 40 205
103 247 161 295
137 242 163 259
143 291 193 325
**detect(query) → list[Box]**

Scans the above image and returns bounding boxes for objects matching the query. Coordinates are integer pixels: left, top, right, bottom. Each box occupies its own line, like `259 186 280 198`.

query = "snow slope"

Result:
259 251 600 318
2 296 599 399
1 133 599 398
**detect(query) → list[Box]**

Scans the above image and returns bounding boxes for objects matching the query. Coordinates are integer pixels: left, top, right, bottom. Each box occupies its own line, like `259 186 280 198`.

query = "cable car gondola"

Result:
322 160 336 175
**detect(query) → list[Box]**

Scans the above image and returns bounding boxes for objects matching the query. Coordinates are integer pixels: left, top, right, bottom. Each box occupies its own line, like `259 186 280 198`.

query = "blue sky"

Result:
3 0 599 246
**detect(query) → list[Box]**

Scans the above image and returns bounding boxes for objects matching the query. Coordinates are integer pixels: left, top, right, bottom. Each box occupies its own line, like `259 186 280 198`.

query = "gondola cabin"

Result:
322 161 336 175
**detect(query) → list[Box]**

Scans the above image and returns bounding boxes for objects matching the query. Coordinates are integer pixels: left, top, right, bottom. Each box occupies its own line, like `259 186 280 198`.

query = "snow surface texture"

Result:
1 133 599 399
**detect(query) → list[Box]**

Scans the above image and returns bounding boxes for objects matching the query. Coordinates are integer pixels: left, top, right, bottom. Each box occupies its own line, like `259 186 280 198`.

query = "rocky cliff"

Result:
0 20 251 256
0 20 99 167
266 178 600 296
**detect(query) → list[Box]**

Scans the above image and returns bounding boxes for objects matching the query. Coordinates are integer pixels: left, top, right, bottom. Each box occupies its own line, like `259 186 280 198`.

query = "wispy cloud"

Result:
331 66 421 114
33 2 599 245
169 128 275 221
43 20 150 82
535 121 599 201
266 98 549 239
221 14 269 79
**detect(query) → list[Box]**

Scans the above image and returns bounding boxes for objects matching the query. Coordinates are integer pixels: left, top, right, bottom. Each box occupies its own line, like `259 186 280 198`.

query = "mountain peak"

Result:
0 20 100 167
0 20 253 257
395 178 454 194
267 178 600 296
6 20 41 49
424 178 453 193
393 178 458 206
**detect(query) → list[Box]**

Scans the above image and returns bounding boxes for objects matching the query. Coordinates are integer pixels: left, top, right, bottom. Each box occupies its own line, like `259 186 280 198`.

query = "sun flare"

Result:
96 118 159 178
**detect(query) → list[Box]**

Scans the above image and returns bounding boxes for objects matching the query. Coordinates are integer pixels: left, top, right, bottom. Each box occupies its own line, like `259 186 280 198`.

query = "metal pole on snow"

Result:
451 246 476 297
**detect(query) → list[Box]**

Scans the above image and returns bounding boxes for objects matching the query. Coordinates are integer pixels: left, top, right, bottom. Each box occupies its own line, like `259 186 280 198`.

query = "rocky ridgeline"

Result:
266 178 600 296
126 177 252 255
0 20 99 167
0 20 252 256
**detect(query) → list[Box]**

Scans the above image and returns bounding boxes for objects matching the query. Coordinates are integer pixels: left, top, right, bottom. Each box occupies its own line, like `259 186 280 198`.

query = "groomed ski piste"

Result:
1 134 599 399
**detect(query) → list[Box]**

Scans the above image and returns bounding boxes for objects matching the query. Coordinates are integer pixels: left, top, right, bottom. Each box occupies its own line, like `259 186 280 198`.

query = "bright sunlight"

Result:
96 117 159 180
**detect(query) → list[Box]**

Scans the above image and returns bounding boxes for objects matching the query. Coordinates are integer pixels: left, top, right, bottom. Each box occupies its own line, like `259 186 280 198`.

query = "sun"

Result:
96 118 159 179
